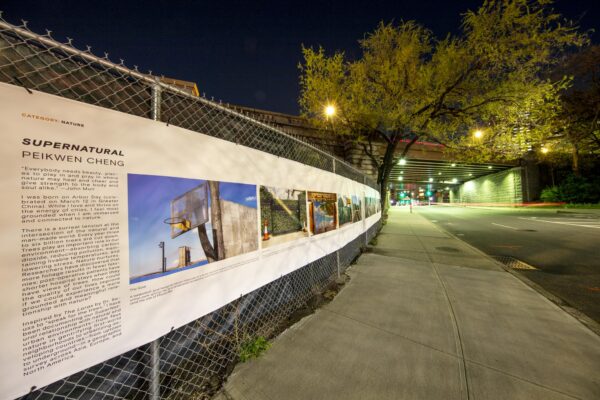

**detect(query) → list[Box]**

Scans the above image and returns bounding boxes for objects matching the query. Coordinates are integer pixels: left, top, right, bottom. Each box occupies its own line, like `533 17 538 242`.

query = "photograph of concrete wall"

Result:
260 186 308 248
338 195 353 226
128 174 258 283
365 197 378 218
352 195 362 222
307 191 338 235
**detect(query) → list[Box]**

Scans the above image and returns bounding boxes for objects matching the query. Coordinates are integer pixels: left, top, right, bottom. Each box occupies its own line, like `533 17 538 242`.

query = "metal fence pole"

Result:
150 81 162 400
364 176 368 247
150 339 160 400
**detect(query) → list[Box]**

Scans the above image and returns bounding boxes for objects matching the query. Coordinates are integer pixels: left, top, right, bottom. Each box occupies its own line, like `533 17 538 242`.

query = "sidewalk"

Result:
217 208 600 400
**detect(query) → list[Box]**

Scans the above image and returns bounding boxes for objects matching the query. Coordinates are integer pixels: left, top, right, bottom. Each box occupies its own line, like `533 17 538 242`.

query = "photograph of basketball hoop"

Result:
128 174 258 284
338 195 353 227
307 191 337 235
259 186 308 248
351 195 362 222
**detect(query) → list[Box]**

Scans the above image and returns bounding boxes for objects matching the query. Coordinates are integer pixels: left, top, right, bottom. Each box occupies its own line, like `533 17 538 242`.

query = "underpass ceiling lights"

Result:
389 159 512 186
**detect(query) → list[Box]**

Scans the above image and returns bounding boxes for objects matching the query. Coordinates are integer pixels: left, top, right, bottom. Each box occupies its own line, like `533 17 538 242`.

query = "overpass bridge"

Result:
230 105 538 204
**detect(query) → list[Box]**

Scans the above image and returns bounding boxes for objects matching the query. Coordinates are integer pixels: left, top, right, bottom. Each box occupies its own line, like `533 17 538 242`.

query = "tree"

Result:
299 0 587 201
547 45 600 174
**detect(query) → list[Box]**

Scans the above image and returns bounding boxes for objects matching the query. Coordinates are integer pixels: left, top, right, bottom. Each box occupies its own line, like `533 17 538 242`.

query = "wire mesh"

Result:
0 15 381 400
366 220 382 243
338 235 364 274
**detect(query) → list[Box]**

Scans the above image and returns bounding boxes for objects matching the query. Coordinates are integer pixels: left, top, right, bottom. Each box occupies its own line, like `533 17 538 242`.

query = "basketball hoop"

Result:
164 217 192 232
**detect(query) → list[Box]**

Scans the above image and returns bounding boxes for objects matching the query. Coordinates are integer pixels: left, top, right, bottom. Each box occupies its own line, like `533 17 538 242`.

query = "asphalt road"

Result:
416 206 600 323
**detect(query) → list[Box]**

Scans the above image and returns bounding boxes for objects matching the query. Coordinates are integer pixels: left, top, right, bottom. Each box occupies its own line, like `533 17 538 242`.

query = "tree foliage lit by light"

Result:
299 0 587 197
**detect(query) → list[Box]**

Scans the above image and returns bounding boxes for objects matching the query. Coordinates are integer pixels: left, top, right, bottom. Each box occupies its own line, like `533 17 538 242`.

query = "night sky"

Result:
2 1 599 115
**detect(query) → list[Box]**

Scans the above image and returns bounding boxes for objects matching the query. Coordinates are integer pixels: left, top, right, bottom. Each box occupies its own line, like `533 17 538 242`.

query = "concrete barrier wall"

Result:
455 167 523 204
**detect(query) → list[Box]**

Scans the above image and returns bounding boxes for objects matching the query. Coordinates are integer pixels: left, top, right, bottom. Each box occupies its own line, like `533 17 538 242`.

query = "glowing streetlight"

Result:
541 147 549 154
324 104 336 117
398 158 407 165
473 129 483 139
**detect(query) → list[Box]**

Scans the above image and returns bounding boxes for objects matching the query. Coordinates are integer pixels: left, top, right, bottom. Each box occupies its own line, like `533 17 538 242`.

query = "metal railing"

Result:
0 15 381 400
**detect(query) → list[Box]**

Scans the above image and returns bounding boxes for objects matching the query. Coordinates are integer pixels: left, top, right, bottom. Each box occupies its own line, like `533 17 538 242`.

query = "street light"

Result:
399 158 407 165
541 147 549 154
324 104 336 117
473 129 483 139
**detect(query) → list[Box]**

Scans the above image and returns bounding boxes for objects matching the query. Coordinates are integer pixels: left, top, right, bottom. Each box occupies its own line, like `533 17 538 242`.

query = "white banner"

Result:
0 82 380 398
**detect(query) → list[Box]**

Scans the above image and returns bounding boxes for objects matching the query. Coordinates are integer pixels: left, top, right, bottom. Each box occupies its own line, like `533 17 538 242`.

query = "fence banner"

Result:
0 82 380 398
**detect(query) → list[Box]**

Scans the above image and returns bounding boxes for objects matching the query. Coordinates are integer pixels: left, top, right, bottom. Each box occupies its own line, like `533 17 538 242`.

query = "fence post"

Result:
150 339 160 400
336 250 340 279
151 79 162 122
150 81 162 400
364 176 368 247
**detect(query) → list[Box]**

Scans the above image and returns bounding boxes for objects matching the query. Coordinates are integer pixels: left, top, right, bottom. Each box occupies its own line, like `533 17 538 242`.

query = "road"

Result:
416 206 600 323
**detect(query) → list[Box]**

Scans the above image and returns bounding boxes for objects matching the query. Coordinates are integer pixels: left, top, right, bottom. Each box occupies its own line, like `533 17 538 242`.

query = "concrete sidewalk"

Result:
218 208 600 400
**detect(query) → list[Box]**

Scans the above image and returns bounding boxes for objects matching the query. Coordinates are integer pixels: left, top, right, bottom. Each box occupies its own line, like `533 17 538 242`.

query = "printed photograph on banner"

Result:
307 191 337 235
351 195 362 221
337 195 353 227
365 196 378 218
128 174 258 284
259 186 308 248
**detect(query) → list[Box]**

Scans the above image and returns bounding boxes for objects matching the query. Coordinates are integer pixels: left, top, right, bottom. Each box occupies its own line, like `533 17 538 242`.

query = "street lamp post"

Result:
159 241 166 273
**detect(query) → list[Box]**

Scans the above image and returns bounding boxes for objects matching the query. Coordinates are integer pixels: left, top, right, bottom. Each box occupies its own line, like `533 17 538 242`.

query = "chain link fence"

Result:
0 15 382 400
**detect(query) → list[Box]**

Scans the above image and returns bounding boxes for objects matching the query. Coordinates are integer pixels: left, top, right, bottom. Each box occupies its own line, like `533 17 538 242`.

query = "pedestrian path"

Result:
217 208 600 400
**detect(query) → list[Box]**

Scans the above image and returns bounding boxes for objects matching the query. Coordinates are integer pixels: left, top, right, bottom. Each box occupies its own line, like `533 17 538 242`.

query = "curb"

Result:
414 210 600 338
556 210 600 217
499 265 600 337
